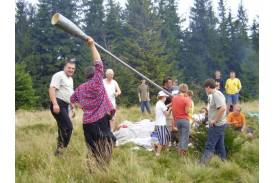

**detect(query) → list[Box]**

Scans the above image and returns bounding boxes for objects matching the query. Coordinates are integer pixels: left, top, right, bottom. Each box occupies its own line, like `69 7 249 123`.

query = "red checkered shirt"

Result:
70 60 115 124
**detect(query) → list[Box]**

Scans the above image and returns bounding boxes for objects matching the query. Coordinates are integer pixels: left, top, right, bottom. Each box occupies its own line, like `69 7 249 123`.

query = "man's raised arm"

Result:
86 37 101 64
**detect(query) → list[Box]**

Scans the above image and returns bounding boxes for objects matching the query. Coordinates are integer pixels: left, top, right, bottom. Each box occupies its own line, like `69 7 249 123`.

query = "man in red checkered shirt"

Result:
70 36 116 168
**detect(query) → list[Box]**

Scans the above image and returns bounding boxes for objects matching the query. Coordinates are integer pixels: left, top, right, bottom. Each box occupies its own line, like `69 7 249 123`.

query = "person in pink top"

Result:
171 83 192 156
70 37 115 168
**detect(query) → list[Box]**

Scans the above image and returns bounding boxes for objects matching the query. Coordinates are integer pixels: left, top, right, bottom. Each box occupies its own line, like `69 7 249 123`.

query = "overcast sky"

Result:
26 0 259 28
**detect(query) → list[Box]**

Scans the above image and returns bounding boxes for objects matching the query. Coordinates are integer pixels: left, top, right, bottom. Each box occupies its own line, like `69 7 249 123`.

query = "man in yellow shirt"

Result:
227 104 246 131
225 71 242 113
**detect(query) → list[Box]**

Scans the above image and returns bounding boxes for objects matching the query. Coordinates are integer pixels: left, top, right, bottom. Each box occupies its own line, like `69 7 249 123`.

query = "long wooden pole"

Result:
51 13 172 96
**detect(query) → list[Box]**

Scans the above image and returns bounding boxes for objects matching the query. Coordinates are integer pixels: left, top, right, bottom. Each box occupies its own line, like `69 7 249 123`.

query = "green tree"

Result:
239 17 259 100
15 0 259 108
15 0 35 63
15 63 37 110
104 0 122 46
251 18 259 52
181 0 219 83
113 0 172 105
22 0 80 107
216 0 230 73
226 2 249 74
102 0 123 69
224 9 237 72
157 0 183 79
83 0 105 44
72 0 106 90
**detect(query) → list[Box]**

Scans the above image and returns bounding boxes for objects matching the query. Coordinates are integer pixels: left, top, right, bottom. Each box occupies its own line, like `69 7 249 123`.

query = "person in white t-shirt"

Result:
154 91 172 156
103 69 121 131
49 59 75 156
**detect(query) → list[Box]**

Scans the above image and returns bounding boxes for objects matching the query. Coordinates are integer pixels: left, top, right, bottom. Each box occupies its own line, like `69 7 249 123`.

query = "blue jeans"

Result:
226 94 239 105
176 119 190 150
140 101 151 113
200 124 226 164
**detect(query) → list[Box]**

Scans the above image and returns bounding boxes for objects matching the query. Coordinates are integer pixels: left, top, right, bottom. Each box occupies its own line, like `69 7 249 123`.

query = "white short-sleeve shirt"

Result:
155 100 167 126
50 71 74 104
103 79 119 108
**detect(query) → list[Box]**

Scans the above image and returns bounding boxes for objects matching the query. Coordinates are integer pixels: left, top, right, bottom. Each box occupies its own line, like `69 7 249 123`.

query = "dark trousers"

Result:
83 114 116 166
201 124 226 164
50 98 73 148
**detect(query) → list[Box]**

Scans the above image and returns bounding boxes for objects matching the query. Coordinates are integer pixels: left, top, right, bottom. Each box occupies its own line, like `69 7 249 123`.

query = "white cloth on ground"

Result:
113 119 156 150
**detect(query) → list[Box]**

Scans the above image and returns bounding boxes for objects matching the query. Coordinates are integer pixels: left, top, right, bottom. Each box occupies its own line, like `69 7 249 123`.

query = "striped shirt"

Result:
70 61 115 124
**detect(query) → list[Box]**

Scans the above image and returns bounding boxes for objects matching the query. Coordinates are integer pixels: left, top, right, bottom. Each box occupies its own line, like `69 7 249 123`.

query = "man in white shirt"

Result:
103 68 121 131
49 59 75 156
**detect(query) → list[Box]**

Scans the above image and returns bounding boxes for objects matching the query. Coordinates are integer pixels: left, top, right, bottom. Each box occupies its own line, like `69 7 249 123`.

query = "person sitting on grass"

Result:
227 104 246 132
192 107 208 128
154 91 172 156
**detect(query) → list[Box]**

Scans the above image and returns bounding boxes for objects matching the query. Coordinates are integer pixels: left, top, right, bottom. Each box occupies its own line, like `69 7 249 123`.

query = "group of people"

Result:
151 71 246 164
214 70 242 113
137 77 179 114
49 37 121 167
152 78 227 164
48 35 246 168
214 70 246 131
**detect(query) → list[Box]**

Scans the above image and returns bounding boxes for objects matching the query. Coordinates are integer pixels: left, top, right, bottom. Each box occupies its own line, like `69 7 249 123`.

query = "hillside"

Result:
16 101 259 183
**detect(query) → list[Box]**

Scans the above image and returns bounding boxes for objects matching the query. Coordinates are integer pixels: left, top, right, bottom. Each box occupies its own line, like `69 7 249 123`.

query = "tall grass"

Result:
16 102 259 183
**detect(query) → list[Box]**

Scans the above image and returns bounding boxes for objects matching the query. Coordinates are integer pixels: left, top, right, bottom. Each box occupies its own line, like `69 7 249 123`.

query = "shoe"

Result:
54 147 63 157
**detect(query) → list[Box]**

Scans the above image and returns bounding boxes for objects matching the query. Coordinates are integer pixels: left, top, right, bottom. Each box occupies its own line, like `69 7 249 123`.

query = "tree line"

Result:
15 0 258 109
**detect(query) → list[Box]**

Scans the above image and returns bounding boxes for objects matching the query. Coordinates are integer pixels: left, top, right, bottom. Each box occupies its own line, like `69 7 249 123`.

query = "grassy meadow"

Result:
16 101 259 183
